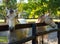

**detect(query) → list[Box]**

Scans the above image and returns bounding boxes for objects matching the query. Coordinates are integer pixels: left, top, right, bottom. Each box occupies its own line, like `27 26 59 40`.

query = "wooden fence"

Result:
0 22 60 44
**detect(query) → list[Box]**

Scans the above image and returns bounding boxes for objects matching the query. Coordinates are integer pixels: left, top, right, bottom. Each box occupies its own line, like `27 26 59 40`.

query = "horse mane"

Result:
37 14 45 23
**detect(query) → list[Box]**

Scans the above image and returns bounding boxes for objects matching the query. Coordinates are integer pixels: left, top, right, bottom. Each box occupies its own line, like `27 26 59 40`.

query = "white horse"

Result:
36 12 58 44
6 8 18 43
6 8 29 44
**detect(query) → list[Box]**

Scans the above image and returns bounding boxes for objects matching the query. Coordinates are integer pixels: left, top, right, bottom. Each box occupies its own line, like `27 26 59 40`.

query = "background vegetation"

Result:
0 0 60 19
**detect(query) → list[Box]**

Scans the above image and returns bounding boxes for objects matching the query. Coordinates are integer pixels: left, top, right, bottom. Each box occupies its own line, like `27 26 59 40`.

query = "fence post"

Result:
32 23 37 44
57 22 60 44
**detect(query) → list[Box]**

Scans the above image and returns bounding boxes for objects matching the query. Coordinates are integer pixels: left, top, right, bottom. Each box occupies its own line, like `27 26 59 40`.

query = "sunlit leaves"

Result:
17 3 23 13
1 0 60 18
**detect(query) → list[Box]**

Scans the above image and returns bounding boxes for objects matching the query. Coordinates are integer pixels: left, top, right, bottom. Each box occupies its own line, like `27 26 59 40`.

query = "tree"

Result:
22 0 60 18
5 0 17 9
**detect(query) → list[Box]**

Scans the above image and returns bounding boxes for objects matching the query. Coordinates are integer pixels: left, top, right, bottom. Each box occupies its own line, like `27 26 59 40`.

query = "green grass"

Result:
0 19 5 23
0 36 8 43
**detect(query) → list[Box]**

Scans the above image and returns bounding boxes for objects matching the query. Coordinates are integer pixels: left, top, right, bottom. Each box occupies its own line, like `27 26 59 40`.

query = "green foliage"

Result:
5 0 17 9
22 1 48 18
22 0 60 18
0 14 5 19
0 6 6 19
0 0 60 18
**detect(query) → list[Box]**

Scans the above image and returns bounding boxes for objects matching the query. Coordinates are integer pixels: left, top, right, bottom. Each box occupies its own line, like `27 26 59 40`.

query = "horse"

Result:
6 8 29 44
6 8 19 42
36 12 58 44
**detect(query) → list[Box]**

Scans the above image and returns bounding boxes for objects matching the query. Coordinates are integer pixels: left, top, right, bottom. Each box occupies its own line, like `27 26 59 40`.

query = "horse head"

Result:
36 13 58 29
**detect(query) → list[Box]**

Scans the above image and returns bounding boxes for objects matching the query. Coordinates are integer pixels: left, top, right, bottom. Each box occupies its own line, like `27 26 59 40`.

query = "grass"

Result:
0 19 5 23
0 19 60 23
0 36 8 43
26 19 60 22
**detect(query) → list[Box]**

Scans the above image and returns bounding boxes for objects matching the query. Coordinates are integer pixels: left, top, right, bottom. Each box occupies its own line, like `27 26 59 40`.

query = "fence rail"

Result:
0 22 47 31
9 29 60 44
0 22 60 44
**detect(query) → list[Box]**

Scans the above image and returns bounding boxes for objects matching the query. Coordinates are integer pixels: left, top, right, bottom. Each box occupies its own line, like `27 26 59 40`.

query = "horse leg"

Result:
8 27 16 42
43 34 48 44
